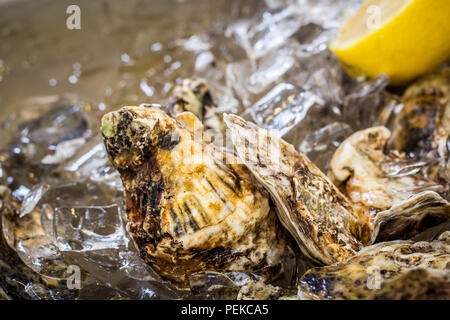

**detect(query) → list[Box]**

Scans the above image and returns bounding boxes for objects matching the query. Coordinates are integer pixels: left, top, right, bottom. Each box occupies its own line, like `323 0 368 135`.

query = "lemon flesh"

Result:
330 0 450 85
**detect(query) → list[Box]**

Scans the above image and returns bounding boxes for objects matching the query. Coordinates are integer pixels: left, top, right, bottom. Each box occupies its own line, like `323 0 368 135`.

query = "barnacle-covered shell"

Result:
101 105 292 289
298 237 450 300
224 114 364 265
329 126 450 243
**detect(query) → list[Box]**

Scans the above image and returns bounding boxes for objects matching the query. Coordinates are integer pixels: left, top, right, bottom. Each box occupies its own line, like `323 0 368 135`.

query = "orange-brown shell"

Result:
102 106 292 288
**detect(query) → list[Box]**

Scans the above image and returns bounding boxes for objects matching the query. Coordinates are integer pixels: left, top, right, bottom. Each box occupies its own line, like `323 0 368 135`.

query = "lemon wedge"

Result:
330 0 450 85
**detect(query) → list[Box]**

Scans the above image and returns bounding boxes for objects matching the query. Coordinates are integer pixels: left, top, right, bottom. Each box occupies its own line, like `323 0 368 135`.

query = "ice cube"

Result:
0 95 94 167
248 82 324 137
53 205 127 252
118 250 159 282
2 206 69 279
20 183 50 218
299 122 353 171
226 41 301 107
58 139 124 192
343 74 396 130
251 7 304 59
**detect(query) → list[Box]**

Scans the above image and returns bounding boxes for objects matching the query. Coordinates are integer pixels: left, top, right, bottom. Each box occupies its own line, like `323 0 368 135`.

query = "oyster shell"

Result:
168 78 226 134
328 126 450 243
387 68 450 194
329 126 435 211
298 236 450 300
237 281 284 300
370 191 450 244
101 105 292 289
223 113 364 265
388 67 450 157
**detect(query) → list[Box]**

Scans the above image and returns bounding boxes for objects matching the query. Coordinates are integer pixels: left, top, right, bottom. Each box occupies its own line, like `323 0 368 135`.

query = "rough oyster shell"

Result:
168 78 226 134
329 126 450 243
298 236 450 300
387 68 450 194
101 105 292 289
388 67 450 157
224 113 364 265
237 281 284 300
370 191 450 244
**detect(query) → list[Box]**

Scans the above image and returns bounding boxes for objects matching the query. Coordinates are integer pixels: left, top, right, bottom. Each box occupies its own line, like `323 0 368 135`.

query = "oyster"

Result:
101 105 292 289
168 79 226 134
388 67 450 157
371 192 450 243
223 113 365 265
328 126 450 243
387 68 450 194
298 235 450 300
329 126 441 212
237 281 284 300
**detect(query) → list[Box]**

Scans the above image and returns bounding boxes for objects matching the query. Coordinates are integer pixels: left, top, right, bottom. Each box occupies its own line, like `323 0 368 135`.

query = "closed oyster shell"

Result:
388 68 450 196
224 114 364 265
101 105 292 289
329 126 450 243
388 67 450 157
298 238 450 300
